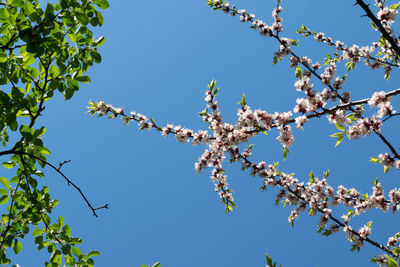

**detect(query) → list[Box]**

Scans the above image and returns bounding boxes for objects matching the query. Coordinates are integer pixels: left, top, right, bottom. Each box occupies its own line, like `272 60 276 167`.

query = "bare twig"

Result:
58 160 71 171
15 151 108 217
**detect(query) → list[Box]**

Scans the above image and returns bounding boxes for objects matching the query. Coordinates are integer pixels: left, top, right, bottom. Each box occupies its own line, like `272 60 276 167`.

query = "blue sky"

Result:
4 0 400 266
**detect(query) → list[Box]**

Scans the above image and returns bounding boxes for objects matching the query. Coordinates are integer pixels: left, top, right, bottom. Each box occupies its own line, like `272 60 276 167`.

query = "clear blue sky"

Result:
4 0 400 266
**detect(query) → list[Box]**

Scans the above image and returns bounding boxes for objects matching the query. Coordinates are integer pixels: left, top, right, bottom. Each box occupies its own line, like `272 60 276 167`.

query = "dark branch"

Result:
58 160 71 171
15 151 108 217
355 0 400 60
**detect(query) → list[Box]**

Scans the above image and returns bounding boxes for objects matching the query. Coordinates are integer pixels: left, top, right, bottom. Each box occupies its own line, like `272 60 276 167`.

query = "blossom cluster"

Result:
92 0 400 263
377 6 398 34
346 117 382 140
209 0 288 53
89 101 212 146
377 153 400 170
226 144 400 252
298 25 398 75
368 91 396 118
234 146 400 252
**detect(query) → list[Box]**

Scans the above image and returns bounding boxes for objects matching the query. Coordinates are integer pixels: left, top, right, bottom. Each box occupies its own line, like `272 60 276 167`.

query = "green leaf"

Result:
94 0 110 9
57 216 64 229
22 224 29 234
0 51 7 63
335 135 344 147
266 253 273 266
90 50 102 63
386 255 398 267
0 195 10 205
369 157 379 163
93 36 106 47
227 204 233 212
63 225 71 236
2 161 15 169
384 165 390 173
13 240 22 254
283 147 287 160
49 64 59 79
95 10 104 26
10 176 19 183
68 33 77 42
71 247 81 257
0 177 10 189
44 3 55 19
152 262 161 267
34 127 47 138
75 10 89 25
13 0 25 7
295 66 302 78
47 243 55 253
32 229 43 237
75 75 91 83
43 214 51 226
335 123 345 131
329 132 344 138
208 79 215 90
88 250 101 257
390 3 400 10
0 8 9 23
241 94 246 107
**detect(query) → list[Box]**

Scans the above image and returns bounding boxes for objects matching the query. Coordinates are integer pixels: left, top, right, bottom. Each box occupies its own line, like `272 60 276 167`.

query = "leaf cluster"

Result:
0 0 109 265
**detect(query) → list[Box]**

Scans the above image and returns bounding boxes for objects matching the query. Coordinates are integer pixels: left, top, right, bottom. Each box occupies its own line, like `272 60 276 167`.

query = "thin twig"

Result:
16 151 108 217
58 160 71 171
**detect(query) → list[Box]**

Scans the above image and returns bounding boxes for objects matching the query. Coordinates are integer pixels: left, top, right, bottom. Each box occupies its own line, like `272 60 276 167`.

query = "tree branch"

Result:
232 148 398 258
16 151 108 217
355 0 400 60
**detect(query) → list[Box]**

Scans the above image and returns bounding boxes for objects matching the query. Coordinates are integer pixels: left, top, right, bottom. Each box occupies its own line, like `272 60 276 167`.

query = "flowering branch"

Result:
355 0 400 60
248 88 400 133
88 87 400 259
229 146 397 258
296 24 399 70
89 0 400 265
207 0 400 162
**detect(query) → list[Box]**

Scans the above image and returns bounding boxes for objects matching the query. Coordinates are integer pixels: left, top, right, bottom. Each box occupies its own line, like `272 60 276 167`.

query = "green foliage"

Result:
386 255 398 267
282 146 290 160
140 262 161 267
0 0 108 265
329 123 346 147
265 253 282 267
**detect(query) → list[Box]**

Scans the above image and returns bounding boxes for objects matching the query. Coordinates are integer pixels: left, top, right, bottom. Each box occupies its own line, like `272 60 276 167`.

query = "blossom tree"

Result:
88 0 400 266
